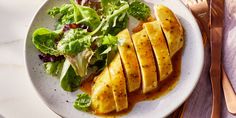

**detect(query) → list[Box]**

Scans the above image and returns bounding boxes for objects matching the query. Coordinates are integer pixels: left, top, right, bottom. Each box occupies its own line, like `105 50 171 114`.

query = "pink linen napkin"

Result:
182 0 236 117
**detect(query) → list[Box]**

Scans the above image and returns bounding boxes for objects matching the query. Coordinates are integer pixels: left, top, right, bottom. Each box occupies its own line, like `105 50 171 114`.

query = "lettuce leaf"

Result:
32 28 61 56
101 34 118 46
60 59 81 92
70 0 101 30
66 48 94 77
57 29 92 55
44 60 64 76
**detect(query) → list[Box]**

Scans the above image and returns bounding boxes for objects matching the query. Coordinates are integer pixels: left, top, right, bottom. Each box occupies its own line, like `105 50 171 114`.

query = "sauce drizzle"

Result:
80 50 182 117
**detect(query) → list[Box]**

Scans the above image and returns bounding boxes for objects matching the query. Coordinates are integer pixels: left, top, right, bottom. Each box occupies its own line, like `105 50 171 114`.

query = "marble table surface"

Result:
0 0 59 117
1 0 235 118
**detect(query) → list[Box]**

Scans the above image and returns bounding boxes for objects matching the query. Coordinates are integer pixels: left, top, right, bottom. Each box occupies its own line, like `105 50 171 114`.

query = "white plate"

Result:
25 0 204 117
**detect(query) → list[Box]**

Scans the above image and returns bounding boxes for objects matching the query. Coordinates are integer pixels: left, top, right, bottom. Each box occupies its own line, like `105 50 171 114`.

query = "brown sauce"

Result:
80 50 182 117
80 79 93 95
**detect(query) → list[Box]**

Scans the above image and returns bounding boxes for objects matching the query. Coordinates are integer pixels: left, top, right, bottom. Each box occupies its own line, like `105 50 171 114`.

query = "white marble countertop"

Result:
0 0 59 117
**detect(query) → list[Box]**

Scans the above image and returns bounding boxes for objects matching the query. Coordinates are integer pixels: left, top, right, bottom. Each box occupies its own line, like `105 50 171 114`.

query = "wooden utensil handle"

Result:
210 73 221 118
209 27 222 118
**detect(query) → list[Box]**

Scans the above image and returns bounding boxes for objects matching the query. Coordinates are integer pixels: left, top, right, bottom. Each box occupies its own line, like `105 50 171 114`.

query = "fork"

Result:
184 0 222 118
184 0 236 116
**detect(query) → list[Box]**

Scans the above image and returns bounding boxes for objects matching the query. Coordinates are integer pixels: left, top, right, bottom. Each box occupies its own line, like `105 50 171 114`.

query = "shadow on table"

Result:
0 114 5 118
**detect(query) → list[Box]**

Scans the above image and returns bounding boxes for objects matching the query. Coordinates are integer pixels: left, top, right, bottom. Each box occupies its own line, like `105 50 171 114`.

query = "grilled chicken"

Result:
154 5 184 57
91 67 116 114
131 29 158 93
144 21 173 81
108 54 128 111
117 29 141 92
91 5 184 114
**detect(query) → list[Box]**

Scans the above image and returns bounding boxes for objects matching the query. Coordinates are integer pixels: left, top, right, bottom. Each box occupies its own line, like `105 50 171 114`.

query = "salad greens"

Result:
70 0 101 30
44 60 64 76
32 28 62 56
99 0 129 35
48 4 75 30
60 59 81 92
32 0 151 112
128 0 151 21
57 29 92 55
74 94 91 111
66 48 94 77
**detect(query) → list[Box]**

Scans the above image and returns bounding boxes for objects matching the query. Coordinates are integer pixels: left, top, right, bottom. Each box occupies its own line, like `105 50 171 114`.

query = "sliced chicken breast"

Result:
144 21 173 81
131 29 158 93
91 67 116 114
154 5 184 57
117 29 141 92
108 54 128 112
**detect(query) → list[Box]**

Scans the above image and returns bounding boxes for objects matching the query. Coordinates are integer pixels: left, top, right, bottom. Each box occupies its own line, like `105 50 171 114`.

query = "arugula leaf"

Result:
89 34 117 62
44 60 64 76
74 94 91 112
128 0 151 21
88 34 117 71
101 0 121 15
66 48 94 77
57 29 92 55
48 7 60 17
60 59 81 92
32 28 61 56
47 4 75 29
70 0 101 30
107 13 128 35
89 45 107 65
48 4 74 18
90 0 129 35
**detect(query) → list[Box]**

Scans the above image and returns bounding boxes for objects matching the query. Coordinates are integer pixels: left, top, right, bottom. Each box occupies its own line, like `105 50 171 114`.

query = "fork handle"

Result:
209 27 222 118
210 72 221 118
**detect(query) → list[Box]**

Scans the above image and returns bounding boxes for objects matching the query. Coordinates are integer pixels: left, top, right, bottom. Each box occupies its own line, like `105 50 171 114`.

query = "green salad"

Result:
32 0 150 112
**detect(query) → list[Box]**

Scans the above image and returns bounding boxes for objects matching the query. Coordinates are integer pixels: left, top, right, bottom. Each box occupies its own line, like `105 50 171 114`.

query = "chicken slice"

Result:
91 67 116 114
144 21 173 81
131 29 158 93
154 5 184 57
117 29 141 92
108 54 128 112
